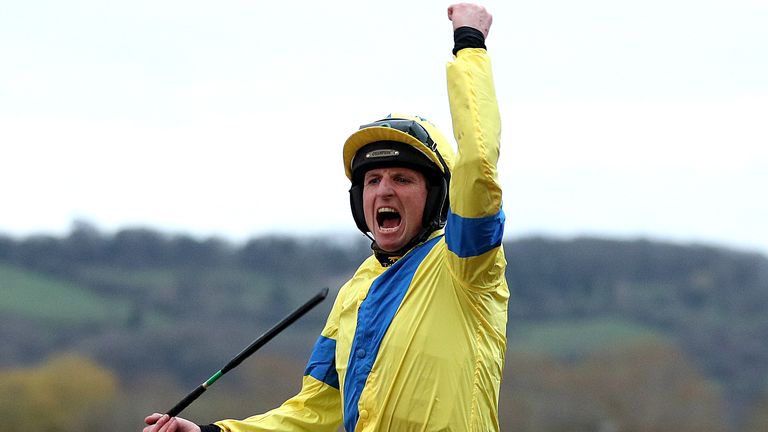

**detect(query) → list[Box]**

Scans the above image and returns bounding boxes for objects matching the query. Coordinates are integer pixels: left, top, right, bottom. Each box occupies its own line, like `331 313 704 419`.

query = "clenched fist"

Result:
447 3 492 39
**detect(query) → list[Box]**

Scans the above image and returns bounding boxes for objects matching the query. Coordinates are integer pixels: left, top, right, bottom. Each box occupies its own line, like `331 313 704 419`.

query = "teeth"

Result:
376 207 401 232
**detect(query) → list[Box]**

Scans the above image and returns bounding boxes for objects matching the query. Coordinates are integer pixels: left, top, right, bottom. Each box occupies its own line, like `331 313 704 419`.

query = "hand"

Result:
143 413 201 432
447 3 492 39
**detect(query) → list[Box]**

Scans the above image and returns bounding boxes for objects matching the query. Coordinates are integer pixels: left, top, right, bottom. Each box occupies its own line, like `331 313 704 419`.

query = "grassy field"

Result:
508 317 665 359
0 263 132 324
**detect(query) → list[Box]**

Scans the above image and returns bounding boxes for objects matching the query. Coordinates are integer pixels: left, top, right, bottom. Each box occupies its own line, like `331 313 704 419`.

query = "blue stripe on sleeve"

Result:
304 335 339 389
343 235 442 432
445 208 505 258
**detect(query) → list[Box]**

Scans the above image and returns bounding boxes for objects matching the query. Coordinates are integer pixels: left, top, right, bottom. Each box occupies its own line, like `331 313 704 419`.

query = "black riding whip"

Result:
165 287 329 417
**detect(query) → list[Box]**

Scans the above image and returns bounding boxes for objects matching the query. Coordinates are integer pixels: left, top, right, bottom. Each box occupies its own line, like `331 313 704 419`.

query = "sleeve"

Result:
444 46 507 292
213 289 346 432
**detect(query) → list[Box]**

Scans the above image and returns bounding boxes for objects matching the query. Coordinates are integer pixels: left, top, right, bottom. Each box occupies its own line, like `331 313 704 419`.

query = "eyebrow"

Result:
365 168 423 180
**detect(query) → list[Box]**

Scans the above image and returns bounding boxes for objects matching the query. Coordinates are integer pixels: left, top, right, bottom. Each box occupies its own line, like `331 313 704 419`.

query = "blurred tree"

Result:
101 372 184 432
0 233 14 260
64 219 106 264
577 340 728 432
745 393 768 432
500 340 728 432
15 234 68 274
501 352 610 432
108 228 169 268
0 353 117 432
168 234 232 268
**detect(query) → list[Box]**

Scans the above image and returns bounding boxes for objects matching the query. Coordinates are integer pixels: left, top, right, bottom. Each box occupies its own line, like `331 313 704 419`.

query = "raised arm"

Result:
445 4 506 291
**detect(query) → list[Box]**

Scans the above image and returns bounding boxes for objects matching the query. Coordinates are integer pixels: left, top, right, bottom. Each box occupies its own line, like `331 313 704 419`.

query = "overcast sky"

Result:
1 0 766 255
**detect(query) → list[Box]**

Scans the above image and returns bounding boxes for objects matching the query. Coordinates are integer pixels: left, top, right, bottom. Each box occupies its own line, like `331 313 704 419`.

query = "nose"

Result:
376 176 395 198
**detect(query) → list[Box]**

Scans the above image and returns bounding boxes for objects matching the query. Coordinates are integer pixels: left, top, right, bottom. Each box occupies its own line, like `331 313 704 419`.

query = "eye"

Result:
394 175 413 184
365 176 381 186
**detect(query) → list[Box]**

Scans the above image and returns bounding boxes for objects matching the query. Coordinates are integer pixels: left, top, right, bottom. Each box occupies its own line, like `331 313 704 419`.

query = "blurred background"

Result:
1 0 766 431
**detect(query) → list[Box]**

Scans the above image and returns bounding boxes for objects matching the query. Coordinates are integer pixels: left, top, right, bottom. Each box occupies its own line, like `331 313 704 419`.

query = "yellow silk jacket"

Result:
215 47 508 432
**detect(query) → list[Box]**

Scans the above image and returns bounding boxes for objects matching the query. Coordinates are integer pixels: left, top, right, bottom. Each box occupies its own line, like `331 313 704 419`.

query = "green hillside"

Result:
0 263 131 324
508 317 666 358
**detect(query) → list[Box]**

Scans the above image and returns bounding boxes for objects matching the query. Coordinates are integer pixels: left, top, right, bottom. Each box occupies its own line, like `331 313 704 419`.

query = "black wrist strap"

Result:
199 424 222 432
453 26 486 55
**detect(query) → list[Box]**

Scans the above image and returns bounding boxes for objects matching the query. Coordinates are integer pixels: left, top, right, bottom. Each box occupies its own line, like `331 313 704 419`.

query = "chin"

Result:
372 235 402 253
376 242 400 253
378 236 413 253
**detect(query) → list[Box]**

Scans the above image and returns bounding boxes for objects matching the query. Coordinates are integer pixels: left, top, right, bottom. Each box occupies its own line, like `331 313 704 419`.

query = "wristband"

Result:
453 26 486 55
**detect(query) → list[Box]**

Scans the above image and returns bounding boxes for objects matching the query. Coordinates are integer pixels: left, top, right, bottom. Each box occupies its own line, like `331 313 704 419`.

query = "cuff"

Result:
199 424 222 432
453 26 486 55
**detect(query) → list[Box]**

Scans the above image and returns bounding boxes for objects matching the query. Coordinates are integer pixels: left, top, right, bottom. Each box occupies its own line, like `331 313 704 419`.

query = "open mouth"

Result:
376 207 402 232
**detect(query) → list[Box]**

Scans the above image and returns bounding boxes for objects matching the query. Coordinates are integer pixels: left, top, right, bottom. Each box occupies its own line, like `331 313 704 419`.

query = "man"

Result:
144 3 507 431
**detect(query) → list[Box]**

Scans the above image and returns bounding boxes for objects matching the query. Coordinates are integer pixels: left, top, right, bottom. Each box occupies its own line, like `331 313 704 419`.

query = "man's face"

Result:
363 167 428 253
